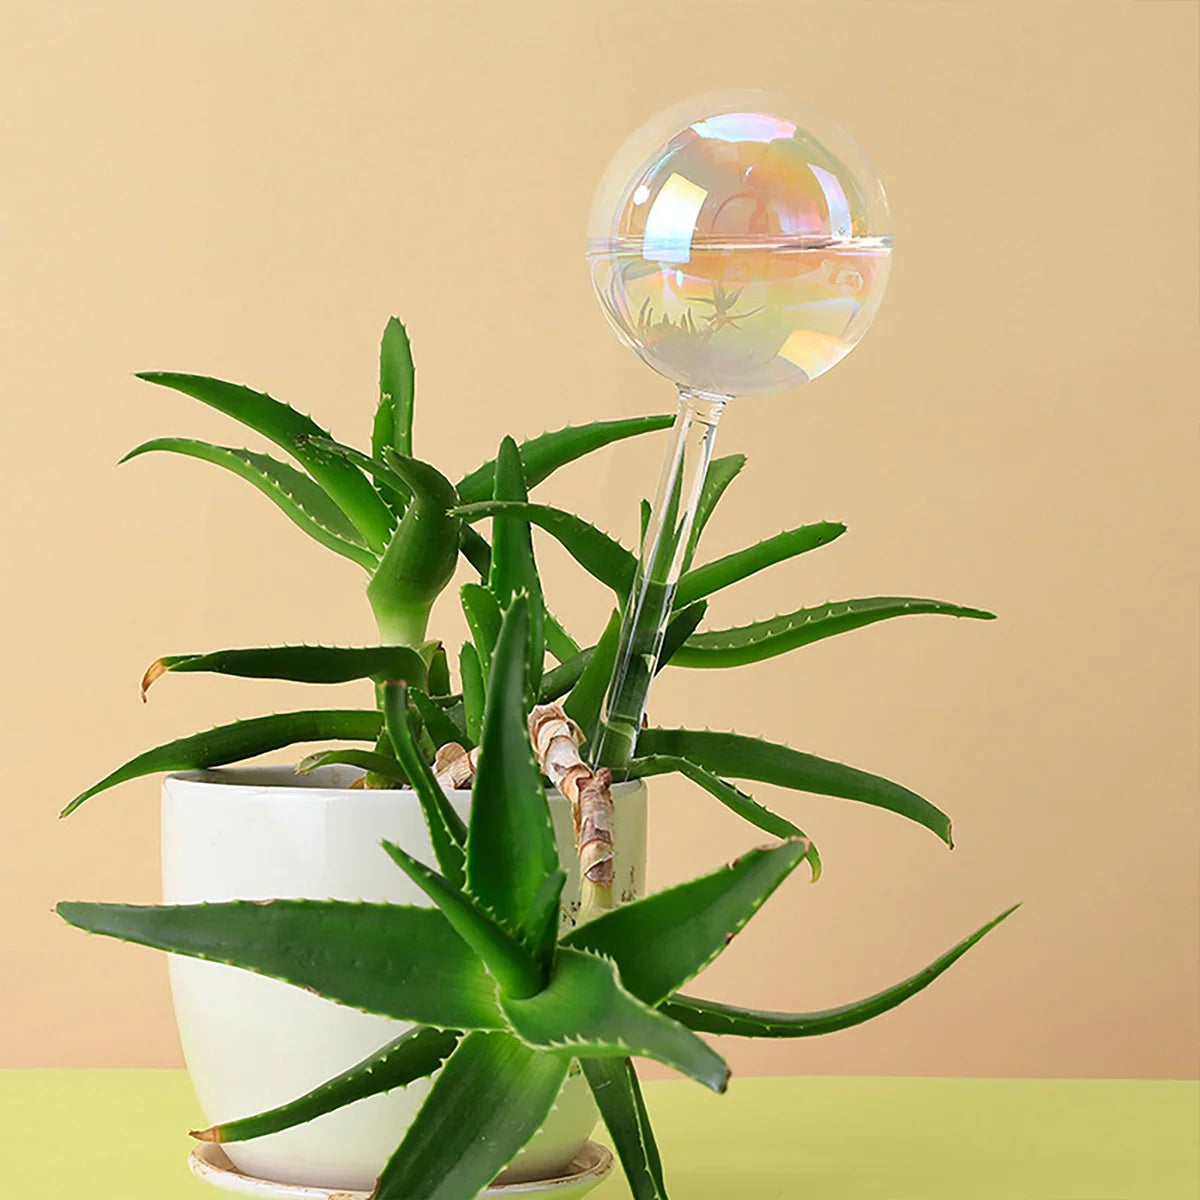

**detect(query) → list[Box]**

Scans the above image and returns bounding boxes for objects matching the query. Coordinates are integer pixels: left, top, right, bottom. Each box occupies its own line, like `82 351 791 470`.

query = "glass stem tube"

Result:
593 387 728 775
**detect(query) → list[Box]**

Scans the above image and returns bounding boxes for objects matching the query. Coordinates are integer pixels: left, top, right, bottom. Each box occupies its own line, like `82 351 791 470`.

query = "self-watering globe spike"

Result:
587 91 893 772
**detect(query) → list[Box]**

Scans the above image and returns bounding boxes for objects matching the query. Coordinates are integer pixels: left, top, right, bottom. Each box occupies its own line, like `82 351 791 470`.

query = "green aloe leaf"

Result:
427 645 452 697
194 1026 459 1144
489 437 545 701
672 597 997 668
120 438 376 568
459 643 485 744
544 611 582 663
454 501 637 599
638 499 652 554
682 453 747 571
501 947 729 1093
61 710 382 817
459 524 492 577
373 316 416 462
467 598 560 951
674 521 846 609
141 644 427 699
378 444 453 497
381 840 542 997
301 435 411 511
383 684 467 887
367 452 461 644
457 524 579 663
456 414 674 504
383 451 457 515
563 608 621 748
627 755 820 879
662 905 1021 1037
526 868 568 978
296 748 406 782
565 842 808 1006
56 899 504 1030
460 583 502 677
364 720 407 789
638 728 953 846
655 601 707 673
374 1031 570 1200
409 688 470 751
135 372 393 553
582 1058 668 1200
538 646 592 703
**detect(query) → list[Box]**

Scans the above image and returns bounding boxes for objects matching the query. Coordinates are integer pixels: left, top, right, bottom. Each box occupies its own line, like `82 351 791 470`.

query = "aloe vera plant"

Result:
59 318 1014 1198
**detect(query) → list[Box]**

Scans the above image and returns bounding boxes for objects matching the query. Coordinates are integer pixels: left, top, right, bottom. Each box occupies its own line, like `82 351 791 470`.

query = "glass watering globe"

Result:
587 90 892 769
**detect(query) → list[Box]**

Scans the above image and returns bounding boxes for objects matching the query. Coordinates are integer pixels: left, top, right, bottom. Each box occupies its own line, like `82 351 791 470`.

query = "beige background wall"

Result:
2 1 1196 1080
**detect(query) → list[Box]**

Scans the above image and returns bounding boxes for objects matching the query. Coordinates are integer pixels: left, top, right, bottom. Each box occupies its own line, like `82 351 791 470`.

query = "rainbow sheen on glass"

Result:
587 92 892 397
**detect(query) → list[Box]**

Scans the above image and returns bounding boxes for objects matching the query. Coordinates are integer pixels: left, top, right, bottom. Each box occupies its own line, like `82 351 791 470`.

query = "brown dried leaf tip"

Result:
189 1124 221 1143
140 658 170 702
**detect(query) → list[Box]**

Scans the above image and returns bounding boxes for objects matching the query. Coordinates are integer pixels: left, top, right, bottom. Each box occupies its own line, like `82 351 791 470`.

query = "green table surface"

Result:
1 1071 1196 1200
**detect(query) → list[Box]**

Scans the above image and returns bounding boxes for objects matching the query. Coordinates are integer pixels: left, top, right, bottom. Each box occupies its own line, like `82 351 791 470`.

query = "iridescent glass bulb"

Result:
588 90 892 397
587 92 893 772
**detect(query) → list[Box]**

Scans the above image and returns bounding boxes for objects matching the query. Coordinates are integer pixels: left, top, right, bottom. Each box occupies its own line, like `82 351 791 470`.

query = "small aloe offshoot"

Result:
59 318 1014 1198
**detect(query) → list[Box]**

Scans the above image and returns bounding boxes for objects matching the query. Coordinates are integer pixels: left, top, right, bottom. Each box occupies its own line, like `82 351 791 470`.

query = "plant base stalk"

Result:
530 704 615 922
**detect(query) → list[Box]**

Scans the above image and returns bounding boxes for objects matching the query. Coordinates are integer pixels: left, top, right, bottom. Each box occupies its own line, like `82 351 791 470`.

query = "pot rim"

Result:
163 763 646 799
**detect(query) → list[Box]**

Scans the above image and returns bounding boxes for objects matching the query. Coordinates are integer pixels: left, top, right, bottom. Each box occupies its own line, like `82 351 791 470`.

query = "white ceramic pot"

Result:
161 764 648 1193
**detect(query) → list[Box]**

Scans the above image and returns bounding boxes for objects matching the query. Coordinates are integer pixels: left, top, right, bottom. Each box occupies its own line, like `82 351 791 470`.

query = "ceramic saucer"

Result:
188 1141 614 1199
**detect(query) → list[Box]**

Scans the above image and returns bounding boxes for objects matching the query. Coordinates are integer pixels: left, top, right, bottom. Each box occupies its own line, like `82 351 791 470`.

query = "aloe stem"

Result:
575 766 615 925
371 598 436 647
594 388 727 774
529 704 615 925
